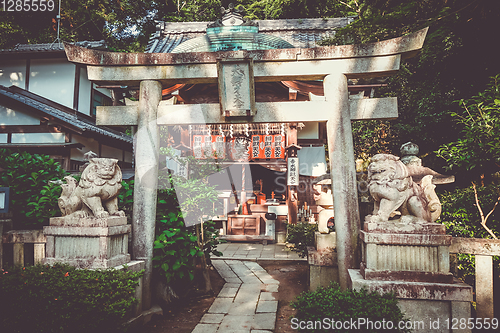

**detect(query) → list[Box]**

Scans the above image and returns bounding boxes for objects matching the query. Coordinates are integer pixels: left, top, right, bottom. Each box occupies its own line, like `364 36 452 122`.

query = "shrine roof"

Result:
146 17 354 53
0 40 107 59
0 85 132 145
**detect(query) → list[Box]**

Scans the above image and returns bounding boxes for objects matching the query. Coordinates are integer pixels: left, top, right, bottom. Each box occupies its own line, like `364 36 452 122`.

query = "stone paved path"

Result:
191 259 280 333
216 243 305 261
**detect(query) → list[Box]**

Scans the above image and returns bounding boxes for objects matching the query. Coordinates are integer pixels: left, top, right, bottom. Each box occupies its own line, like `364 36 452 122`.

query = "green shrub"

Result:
286 221 318 258
291 283 411 333
117 179 135 223
0 263 143 333
153 205 203 285
439 184 500 239
153 177 223 287
0 149 67 229
438 184 500 284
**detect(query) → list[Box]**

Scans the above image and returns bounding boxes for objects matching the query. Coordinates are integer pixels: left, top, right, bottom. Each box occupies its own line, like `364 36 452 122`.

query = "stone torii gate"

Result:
64 28 427 309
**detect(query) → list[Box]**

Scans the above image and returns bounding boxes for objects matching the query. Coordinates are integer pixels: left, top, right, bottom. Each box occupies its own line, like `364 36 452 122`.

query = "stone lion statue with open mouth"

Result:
58 158 125 219
367 154 440 223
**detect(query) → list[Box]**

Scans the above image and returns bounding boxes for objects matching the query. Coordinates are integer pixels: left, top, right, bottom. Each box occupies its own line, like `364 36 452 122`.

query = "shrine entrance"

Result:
64 26 427 309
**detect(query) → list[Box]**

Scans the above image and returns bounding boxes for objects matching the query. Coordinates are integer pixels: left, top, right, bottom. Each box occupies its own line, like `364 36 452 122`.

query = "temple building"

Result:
0 42 133 171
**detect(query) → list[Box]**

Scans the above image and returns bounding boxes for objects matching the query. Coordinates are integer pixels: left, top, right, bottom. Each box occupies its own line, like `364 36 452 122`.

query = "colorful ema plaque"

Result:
192 135 226 159
250 134 285 159
193 134 285 160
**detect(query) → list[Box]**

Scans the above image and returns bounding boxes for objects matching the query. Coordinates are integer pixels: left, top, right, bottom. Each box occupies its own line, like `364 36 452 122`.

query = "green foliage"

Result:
117 180 134 223
352 120 395 159
286 221 318 258
153 206 203 284
152 173 223 285
0 0 358 51
0 263 142 333
291 283 411 333
438 184 500 283
245 0 356 20
0 0 155 51
320 0 500 162
118 175 223 287
438 184 500 239
436 74 500 181
0 149 67 229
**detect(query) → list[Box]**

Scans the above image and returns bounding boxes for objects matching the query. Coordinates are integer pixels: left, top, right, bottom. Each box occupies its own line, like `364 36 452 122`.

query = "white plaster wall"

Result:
78 67 92 115
298 122 319 139
11 132 65 143
30 59 74 108
0 133 8 143
70 134 99 161
0 60 26 87
0 105 40 125
101 144 123 160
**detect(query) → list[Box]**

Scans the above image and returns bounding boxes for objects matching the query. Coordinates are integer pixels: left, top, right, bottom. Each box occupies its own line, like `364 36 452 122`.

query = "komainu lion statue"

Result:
58 158 125 218
367 154 441 223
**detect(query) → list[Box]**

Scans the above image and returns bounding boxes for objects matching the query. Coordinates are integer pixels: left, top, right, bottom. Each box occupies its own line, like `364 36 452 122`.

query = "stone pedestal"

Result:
308 232 338 290
351 221 472 333
0 218 13 269
43 216 131 269
361 221 453 283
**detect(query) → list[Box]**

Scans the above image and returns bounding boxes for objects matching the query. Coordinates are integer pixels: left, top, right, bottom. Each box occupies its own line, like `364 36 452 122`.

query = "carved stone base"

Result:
360 264 454 284
364 220 447 234
43 216 131 269
361 221 452 283
49 215 127 227
349 269 472 333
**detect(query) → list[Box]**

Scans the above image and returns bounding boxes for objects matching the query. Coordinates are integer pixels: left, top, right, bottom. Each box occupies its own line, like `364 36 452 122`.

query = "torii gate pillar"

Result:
132 80 162 309
324 74 360 289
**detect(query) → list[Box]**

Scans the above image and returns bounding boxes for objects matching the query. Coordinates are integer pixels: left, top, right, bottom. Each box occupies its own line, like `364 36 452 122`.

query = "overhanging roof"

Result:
0 85 132 147
147 17 355 53
0 40 107 60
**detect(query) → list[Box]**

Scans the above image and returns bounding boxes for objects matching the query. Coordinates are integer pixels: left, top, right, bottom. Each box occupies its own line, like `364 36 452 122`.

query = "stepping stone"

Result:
201 313 225 324
259 292 277 301
228 300 258 315
261 284 279 292
191 323 219 333
224 277 242 284
256 300 278 313
218 286 239 298
208 298 233 314
219 314 254 331
252 313 276 330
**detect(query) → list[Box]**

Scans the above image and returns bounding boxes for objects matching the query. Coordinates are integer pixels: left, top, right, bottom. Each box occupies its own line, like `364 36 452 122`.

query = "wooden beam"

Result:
0 124 65 133
97 97 397 126
85 56 401 86
73 64 81 110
